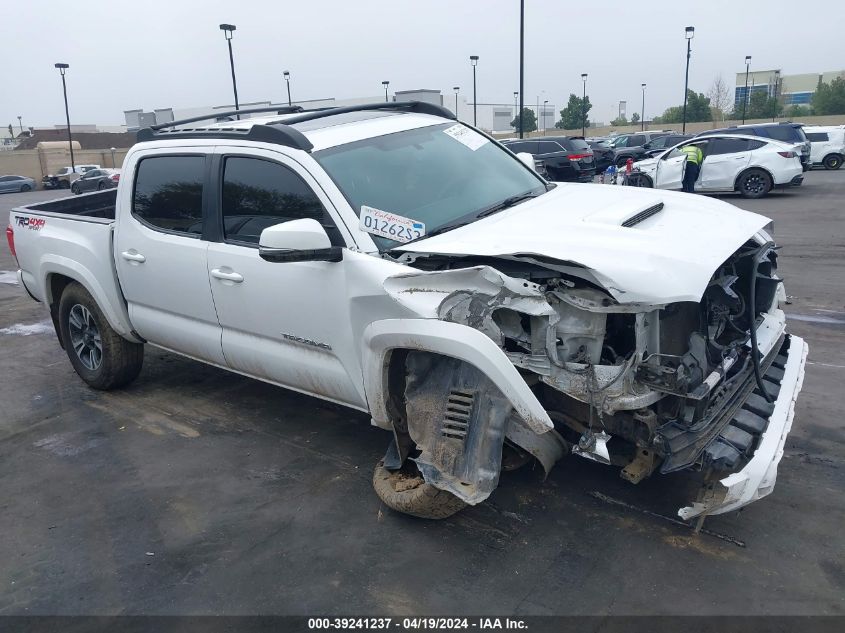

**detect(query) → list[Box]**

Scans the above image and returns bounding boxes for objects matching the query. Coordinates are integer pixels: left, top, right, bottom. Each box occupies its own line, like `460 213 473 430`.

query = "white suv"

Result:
803 125 844 170
629 134 803 198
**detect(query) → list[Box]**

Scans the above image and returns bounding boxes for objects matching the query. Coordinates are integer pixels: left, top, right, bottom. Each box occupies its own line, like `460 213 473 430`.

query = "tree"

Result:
510 107 537 134
555 94 592 130
745 91 781 119
708 75 733 122
610 115 628 126
785 104 813 118
630 112 640 124
812 77 845 115
657 90 712 123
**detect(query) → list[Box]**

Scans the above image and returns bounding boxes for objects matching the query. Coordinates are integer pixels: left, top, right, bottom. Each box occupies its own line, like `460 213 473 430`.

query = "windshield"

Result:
314 122 546 249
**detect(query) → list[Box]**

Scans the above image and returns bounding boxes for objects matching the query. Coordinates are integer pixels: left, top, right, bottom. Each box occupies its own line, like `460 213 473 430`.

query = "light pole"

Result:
519 0 524 138
54 63 75 171
543 99 548 135
641 83 646 131
17 116 23 134
283 70 292 106
382 80 390 103
581 73 588 137
742 55 751 124
219 24 239 118
453 87 460 118
110 147 116 168
682 26 694 134
513 91 518 124
772 70 780 122
469 55 479 126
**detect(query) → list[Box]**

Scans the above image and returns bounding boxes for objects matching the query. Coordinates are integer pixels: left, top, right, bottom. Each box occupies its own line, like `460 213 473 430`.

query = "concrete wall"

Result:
0 148 129 185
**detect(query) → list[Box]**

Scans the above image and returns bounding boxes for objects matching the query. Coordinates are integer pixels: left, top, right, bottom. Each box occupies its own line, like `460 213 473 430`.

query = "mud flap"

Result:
403 352 512 505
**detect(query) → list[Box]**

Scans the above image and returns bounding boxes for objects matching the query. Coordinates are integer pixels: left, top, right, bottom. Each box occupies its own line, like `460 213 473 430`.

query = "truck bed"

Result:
23 189 117 221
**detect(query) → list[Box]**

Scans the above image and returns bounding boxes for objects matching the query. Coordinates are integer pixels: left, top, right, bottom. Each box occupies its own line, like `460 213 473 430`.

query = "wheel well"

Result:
46 273 76 349
734 166 774 191
824 152 843 161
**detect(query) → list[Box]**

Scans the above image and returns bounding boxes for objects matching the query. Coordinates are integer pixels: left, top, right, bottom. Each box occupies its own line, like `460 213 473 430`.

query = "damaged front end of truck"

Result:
378 234 808 520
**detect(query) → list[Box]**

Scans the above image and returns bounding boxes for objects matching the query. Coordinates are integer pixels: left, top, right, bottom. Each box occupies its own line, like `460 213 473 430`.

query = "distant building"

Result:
735 69 845 108
124 89 555 134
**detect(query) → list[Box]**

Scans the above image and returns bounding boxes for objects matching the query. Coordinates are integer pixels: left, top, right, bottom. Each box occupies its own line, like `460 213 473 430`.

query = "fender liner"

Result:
362 319 553 435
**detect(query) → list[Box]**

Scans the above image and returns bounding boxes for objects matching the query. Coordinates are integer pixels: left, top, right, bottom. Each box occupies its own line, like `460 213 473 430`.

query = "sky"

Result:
3 0 844 128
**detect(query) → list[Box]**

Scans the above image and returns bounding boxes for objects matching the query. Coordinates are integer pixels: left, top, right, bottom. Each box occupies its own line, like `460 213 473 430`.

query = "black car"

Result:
695 122 811 171
641 134 693 158
502 137 595 182
587 140 615 172
71 169 121 195
608 131 673 167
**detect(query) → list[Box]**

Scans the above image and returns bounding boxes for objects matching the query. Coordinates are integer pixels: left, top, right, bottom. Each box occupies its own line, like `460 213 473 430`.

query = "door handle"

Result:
121 250 146 263
211 268 244 283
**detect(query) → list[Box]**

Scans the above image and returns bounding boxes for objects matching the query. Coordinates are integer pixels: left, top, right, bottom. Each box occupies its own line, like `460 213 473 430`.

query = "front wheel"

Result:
823 154 842 170
738 169 772 199
372 460 467 520
58 282 144 390
71 184 80 195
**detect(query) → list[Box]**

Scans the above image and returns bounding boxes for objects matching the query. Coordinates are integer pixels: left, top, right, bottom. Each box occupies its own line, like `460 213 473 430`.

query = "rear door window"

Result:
706 138 750 155
132 155 205 235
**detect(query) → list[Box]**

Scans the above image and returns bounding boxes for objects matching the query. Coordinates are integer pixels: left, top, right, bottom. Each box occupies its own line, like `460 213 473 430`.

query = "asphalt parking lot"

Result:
1 173 843 616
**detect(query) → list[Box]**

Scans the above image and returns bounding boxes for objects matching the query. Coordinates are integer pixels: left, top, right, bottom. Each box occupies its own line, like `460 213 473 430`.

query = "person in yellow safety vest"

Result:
680 143 704 193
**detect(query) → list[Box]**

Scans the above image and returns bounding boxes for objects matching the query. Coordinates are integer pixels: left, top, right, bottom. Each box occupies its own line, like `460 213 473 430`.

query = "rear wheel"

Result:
372 460 467 520
20 184 31 192
97 181 106 190
58 282 144 390
823 154 842 170
738 168 772 199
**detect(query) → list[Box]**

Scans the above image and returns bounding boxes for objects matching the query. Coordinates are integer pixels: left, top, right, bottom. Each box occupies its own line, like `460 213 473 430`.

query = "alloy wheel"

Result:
68 304 103 371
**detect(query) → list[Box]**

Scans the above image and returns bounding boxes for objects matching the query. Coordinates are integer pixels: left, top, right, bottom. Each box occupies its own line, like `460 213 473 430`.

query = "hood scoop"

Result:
583 198 666 228
621 202 665 228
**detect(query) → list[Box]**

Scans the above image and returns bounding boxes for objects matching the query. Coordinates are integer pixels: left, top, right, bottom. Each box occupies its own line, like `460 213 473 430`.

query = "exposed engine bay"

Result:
383 236 794 518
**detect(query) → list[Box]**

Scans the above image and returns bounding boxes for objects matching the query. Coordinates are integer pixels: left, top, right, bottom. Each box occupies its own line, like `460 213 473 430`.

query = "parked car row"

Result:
500 137 595 182
42 164 101 189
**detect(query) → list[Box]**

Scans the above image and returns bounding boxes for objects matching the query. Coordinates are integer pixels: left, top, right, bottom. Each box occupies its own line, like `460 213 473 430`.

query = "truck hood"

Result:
394 183 770 304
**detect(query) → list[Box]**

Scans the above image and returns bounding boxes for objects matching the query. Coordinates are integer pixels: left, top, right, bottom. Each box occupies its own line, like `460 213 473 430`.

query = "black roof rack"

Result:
136 124 315 151
135 101 456 152
148 105 305 131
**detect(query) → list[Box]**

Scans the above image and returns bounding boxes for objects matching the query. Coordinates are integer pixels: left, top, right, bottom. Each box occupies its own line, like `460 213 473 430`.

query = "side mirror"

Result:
258 218 343 263
643 142 651 149
516 152 535 170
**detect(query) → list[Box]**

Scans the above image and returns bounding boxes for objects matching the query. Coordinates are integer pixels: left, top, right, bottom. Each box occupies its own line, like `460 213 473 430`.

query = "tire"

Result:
737 168 772 199
20 184 31 192
616 156 631 168
373 460 467 520
823 154 842 170
629 173 653 188
97 181 106 190
71 184 80 195
58 282 144 390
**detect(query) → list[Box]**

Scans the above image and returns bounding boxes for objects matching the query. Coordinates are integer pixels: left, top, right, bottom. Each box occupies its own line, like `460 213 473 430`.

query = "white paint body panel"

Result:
805 126 845 165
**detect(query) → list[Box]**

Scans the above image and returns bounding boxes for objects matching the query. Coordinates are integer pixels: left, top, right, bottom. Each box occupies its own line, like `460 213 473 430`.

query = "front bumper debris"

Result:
678 334 808 519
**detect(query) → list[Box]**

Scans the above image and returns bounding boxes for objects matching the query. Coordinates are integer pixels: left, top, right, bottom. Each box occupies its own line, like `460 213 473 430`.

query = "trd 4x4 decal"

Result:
15 217 46 231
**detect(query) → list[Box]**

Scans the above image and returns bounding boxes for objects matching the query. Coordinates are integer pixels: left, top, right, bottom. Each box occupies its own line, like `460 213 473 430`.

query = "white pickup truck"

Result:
6 102 808 521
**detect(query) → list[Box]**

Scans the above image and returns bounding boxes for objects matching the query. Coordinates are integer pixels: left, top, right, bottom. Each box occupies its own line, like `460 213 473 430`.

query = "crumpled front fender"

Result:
361 318 553 435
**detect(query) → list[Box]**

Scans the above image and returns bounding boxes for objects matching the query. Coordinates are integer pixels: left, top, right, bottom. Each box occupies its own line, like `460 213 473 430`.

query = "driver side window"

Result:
221 156 342 246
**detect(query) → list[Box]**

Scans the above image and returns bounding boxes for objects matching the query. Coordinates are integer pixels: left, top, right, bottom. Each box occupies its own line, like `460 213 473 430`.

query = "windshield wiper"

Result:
474 190 543 219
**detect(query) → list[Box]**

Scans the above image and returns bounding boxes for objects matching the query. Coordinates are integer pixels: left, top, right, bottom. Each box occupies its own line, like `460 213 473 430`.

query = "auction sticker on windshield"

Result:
443 124 488 151
360 205 425 243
